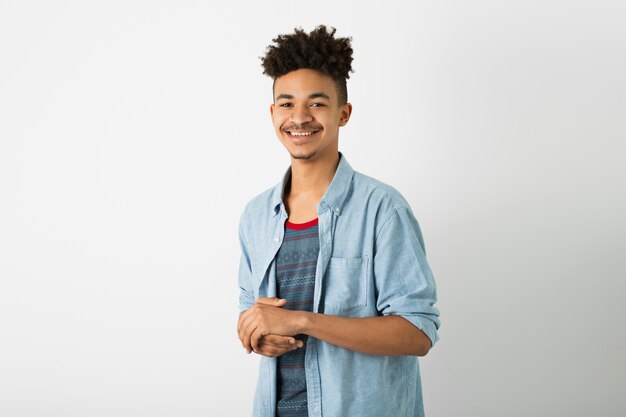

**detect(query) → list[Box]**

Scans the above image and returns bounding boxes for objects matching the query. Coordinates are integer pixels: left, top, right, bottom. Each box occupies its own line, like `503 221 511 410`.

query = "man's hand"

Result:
251 333 304 357
237 297 304 355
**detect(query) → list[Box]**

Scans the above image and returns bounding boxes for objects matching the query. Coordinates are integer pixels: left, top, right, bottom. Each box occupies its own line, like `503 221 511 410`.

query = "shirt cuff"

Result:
398 314 440 348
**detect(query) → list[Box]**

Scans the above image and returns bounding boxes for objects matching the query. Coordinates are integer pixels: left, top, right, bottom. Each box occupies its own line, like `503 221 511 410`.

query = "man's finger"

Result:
237 313 251 346
254 343 296 358
262 334 297 348
242 318 258 353
237 308 251 335
250 328 266 353
256 297 287 307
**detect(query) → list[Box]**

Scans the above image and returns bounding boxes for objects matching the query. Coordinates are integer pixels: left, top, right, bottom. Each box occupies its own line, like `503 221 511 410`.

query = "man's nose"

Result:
290 106 313 125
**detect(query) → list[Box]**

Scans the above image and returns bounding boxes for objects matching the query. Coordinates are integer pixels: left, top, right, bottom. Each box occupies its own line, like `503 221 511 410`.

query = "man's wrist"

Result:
296 311 314 335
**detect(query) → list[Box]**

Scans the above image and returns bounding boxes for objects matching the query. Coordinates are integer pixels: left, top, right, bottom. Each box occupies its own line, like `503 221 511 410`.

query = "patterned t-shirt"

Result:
275 218 319 417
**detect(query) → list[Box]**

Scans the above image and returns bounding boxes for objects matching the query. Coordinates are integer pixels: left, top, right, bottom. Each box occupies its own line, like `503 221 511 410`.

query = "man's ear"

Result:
270 103 275 117
338 102 353 126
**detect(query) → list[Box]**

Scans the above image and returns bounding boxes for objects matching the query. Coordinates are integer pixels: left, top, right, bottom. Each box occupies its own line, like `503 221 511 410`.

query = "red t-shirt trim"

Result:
285 218 319 230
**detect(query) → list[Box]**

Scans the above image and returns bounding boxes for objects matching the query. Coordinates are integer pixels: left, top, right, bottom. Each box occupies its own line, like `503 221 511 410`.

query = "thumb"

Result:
256 297 287 307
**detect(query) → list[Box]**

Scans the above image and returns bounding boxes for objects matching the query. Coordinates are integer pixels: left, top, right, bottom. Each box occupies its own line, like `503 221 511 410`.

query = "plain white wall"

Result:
1 1 625 416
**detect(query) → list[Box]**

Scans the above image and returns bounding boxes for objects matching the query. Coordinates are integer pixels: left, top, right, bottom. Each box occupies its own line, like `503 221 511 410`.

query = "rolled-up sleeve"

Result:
238 211 255 314
373 207 441 348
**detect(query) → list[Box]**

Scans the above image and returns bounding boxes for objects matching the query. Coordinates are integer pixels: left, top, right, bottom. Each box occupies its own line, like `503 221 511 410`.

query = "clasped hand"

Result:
237 297 304 357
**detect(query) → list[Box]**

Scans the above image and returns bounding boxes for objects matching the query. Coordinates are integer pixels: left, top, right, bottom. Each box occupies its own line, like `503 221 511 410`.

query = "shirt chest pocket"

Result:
322 257 369 310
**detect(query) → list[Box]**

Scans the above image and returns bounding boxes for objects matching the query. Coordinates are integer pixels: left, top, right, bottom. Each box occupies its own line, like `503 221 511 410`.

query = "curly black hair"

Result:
261 25 354 105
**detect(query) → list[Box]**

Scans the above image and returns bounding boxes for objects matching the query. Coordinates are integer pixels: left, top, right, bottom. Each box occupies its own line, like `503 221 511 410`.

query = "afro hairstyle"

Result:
261 25 354 105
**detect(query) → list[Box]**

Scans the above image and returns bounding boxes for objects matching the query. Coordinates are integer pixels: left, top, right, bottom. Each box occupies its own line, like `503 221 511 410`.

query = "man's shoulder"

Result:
351 170 412 212
240 182 281 220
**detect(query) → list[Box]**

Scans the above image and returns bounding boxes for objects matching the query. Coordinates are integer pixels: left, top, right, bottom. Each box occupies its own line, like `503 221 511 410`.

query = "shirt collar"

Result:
271 152 355 217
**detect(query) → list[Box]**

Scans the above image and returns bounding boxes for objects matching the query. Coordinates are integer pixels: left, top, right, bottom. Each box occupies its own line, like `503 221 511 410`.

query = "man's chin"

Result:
290 151 317 160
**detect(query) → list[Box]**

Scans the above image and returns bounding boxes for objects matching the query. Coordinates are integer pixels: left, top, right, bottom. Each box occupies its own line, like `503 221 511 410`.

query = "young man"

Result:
237 26 440 417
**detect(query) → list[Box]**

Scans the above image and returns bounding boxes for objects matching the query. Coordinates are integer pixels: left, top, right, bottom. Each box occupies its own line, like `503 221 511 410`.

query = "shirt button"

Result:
335 207 341 213
274 237 280 243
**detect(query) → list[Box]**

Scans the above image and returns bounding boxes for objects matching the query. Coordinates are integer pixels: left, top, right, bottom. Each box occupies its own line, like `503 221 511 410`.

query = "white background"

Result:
1 1 625 416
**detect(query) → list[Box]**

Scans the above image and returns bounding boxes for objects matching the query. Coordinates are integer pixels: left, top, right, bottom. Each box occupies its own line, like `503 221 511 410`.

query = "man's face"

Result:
270 69 352 162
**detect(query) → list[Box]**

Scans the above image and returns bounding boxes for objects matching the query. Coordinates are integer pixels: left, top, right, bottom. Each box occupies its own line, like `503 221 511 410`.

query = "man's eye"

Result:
311 103 325 107
279 103 292 107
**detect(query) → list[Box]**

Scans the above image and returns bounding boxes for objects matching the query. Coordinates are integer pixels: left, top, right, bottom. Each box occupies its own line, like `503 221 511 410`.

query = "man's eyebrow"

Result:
309 92 330 100
275 93 331 100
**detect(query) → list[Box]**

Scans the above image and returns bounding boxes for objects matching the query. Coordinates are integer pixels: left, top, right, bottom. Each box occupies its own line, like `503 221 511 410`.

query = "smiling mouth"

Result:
285 130 321 137
289 131 316 136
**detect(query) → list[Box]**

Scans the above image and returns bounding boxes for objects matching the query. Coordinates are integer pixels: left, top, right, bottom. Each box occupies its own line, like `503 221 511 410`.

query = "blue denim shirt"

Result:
238 154 440 417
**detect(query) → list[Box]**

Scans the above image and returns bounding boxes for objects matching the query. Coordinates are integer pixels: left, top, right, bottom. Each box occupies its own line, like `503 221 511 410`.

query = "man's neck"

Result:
282 152 340 222
287 152 340 201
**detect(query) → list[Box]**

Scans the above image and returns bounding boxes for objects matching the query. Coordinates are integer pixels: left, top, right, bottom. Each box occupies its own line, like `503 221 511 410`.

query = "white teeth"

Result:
289 131 316 136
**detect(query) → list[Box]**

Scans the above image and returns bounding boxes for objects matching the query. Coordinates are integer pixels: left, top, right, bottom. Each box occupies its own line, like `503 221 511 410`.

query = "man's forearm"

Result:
296 312 431 356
